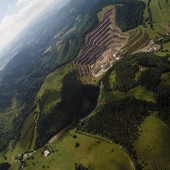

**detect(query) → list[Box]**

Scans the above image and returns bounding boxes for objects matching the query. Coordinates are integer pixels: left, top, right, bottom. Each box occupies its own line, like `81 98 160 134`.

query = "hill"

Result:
0 0 101 152
78 53 170 169
0 0 170 169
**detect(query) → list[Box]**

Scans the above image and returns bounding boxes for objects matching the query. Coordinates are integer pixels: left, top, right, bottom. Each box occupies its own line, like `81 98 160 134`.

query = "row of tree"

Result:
115 0 146 31
147 0 154 29
78 53 170 169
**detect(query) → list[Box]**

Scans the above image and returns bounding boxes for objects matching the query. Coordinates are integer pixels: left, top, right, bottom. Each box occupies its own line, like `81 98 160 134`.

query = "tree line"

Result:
78 53 170 169
36 71 99 148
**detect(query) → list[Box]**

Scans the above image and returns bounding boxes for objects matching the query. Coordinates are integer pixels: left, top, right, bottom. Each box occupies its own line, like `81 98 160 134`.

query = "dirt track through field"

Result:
143 132 160 170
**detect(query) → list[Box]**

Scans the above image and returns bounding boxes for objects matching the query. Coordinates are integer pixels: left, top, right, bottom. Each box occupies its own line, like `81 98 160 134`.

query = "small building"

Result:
44 150 50 157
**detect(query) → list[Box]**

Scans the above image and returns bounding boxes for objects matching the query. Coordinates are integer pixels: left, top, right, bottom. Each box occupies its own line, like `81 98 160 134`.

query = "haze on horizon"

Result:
0 0 63 54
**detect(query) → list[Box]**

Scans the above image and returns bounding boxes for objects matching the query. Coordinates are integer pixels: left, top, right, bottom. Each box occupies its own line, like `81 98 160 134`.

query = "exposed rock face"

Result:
73 9 128 77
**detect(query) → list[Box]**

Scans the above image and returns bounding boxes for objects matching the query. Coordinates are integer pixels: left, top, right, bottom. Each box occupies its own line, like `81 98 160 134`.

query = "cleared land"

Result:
73 5 159 80
36 63 72 114
24 130 133 170
134 115 170 170
0 64 73 165
103 85 155 104
17 112 38 151
141 0 170 39
0 3 169 170
101 65 155 104
122 28 159 56
87 54 170 170
156 42 170 56
0 110 38 164
73 7 128 78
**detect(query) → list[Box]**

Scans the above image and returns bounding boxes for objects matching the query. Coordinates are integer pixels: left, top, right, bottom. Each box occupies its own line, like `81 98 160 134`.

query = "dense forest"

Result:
146 0 154 29
78 53 170 168
0 163 11 170
78 98 153 147
36 71 99 148
115 0 146 31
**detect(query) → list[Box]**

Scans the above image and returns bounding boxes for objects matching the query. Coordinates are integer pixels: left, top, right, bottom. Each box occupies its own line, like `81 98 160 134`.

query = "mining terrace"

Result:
73 9 128 77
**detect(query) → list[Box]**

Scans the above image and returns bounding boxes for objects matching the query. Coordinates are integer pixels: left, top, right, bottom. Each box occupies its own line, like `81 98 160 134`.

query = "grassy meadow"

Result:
24 130 133 170
134 115 170 169
141 0 170 39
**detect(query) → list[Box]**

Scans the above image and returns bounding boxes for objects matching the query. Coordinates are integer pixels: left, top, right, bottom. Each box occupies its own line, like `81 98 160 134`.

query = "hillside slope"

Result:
0 0 170 170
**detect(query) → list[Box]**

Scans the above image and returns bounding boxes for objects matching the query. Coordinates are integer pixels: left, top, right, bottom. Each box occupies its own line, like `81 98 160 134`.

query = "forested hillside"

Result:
36 70 99 148
78 53 170 169
0 0 170 169
0 0 101 151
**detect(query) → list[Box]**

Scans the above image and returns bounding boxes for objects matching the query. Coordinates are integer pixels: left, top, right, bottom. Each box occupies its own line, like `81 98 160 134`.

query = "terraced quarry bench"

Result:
73 7 160 78
73 9 128 77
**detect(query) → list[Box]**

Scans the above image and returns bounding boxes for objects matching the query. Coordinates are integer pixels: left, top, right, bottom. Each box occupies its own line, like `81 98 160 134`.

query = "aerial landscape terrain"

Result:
0 0 170 169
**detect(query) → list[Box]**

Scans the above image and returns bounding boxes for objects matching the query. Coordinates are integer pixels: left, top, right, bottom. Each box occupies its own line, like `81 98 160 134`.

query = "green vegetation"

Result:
142 0 170 39
75 163 88 170
0 64 99 166
156 42 170 56
79 74 102 85
115 1 146 32
23 130 133 170
109 86 155 102
0 65 73 164
36 64 72 114
78 53 170 169
78 97 152 169
97 5 114 22
0 98 22 152
134 66 148 81
0 0 170 170
0 0 100 151
107 57 139 92
161 72 170 85
134 115 170 169
36 70 99 148
17 112 38 151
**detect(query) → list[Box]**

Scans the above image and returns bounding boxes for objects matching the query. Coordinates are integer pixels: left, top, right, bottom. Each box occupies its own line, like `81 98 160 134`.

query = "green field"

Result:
0 64 73 165
19 64 72 151
36 63 73 114
156 42 170 56
0 2 170 170
141 0 170 39
0 112 38 165
20 130 133 170
103 85 155 103
102 63 155 103
18 112 38 151
134 115 170 170
97 5 115 22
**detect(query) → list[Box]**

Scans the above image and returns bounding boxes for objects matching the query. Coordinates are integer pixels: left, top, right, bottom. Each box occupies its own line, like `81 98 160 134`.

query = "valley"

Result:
0 0 170 170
